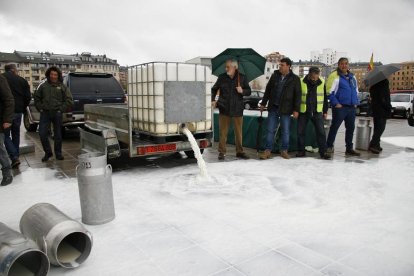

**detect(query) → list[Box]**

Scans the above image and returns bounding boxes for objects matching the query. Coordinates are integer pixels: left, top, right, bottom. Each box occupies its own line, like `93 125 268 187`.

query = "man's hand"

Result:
335 104 343 108
3 123 11 129
260 105 265 113
211 101 217 108
236 86 243 94
323 113 328 119
293 111 299 119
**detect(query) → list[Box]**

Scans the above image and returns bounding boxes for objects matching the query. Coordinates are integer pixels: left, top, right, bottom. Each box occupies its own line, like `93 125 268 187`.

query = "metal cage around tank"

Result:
127 62 212 137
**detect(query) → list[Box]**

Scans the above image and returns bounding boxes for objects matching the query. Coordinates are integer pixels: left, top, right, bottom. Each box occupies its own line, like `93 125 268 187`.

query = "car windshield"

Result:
391 94 410 102
69 74 124 95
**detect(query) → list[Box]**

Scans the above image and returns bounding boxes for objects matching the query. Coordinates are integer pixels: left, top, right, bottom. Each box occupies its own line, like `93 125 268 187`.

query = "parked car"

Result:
390 93 414 118
243 90 264 110
24 72 126 132
356 91 371 116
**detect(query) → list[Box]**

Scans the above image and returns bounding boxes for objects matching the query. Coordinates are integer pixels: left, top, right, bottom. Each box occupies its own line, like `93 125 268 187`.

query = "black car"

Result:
243 90 264 110
24 72 126 132
356 91 371 116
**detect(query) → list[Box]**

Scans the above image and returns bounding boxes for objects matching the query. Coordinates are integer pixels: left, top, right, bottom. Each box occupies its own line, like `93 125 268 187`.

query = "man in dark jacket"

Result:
212 59 251 160
259 58 301 160
368 79 392 154
0 75 15 186
296 67 331 159
34 66 73 162
2 64 32 167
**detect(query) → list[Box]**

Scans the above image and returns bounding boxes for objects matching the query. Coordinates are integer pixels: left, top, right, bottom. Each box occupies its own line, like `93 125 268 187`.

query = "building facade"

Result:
310 48 348 65
389 61 414 91
0 51 120 91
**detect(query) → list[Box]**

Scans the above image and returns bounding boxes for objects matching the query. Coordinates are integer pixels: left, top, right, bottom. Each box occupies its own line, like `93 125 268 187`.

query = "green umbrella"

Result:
211 48 266 82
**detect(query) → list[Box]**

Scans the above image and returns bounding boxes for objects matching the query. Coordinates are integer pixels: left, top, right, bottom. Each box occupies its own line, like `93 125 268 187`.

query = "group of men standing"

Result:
0 65 72 186
212 57 390 160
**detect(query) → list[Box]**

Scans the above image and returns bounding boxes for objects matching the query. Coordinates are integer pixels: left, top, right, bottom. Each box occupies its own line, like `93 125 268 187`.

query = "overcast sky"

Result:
1 0 413 65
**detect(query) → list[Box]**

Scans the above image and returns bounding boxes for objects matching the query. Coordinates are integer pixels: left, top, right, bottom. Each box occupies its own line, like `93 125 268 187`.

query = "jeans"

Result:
39 111 63 156
218 114 244 154
370 117 387 147
4 113 23 161
265 108 291 151
297 112 327 155
0 133 11 171
327 106 356 150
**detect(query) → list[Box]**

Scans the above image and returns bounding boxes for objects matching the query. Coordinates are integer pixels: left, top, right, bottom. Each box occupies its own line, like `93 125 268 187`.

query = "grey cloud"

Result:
1 0 413 64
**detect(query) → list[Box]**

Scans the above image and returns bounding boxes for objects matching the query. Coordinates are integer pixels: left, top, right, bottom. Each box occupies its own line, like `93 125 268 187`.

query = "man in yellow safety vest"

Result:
296 67 331 159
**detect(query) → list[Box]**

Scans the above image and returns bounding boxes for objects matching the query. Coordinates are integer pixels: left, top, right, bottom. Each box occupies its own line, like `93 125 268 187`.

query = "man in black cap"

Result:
2 64 32 167
296 67 331 159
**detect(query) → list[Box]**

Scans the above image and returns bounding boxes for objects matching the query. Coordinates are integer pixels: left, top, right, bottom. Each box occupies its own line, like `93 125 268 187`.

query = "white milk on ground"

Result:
182 127 209 178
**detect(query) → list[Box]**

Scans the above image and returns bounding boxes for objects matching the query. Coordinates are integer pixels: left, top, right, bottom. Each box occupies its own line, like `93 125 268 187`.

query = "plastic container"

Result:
128 62 212 135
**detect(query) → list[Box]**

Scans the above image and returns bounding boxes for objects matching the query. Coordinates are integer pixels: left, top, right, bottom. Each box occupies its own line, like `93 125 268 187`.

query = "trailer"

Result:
79 62 213 159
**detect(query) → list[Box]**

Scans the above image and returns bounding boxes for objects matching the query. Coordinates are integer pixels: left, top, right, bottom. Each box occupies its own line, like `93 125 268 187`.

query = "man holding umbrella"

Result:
211 59 251 160
364 64 400 154
211 48 265 161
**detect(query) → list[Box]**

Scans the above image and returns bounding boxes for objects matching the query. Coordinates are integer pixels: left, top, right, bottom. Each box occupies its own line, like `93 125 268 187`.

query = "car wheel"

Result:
405 109 410 119
184 149 204 158
23 113 38 132
244 103 251 110
408 114 414 127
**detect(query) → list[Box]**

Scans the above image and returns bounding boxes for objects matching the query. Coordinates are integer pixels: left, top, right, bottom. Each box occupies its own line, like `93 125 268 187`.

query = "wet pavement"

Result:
12 115 414 180
2 115 413 276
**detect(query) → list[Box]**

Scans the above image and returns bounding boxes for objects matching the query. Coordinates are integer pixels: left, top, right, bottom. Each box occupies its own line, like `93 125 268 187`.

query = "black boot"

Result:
42 153 53 162
1 169 13 186
295 151 306 157
345 149 361 157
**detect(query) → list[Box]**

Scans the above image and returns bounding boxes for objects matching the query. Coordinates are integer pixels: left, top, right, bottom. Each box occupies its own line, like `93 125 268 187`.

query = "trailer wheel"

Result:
184 149 204 158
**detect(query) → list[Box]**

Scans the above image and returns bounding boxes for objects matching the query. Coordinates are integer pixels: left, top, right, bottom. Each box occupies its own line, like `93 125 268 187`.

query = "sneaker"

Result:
218 153 225 160
320 152 332 160
55 155 65 161
326 147 334 154
345 149 361 157
11 158 21 168
236 152 250 160
379 146 383 152
295 151 306 157
259 150 271 160
280 150 290 159
369 146 381 154
1 170 13 186
41 153 53 162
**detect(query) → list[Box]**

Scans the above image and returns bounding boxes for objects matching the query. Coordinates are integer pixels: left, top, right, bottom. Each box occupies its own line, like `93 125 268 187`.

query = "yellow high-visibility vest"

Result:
300 77 325 113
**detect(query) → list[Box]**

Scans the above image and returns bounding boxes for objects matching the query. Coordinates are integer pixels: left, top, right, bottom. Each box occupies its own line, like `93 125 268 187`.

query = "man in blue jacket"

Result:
326 57 360 156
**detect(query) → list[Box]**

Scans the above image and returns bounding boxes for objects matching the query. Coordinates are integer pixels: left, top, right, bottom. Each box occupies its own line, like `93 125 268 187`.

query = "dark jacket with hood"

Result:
370 79 392 118
0 75 15 132
261 70 301 115
2 71 31 113
212 71 251 117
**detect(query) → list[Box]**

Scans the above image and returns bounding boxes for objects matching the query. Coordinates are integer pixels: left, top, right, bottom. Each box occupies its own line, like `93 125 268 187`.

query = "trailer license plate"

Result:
137 144 177 155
